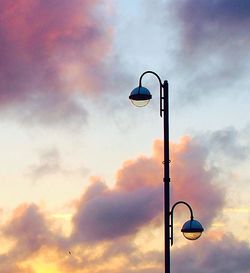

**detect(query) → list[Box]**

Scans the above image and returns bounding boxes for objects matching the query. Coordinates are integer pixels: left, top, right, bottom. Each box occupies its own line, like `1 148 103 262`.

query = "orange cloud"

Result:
3 204 56 255
116 156 162 191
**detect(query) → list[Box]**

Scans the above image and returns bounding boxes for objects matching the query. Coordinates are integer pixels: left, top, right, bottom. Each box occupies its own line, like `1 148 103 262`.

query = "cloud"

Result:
26 148 89 181
0 133 248 272
27 148 62 180
116 156 162 191
175 0 250 50
8 92 88 127
0 264 34 273
2 204 56 255
200 126 250 162
0 0 112 124
172 234 250 273
0 203 61 273
2 202 250 273
71 136 224 244
60 237 163 273
71 178 162 243
169 137 224 225
169 0 250 103
150 137 224 226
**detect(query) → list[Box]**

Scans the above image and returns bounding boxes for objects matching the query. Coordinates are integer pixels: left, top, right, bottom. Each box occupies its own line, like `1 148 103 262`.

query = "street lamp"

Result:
170 201 204 246
181 219 203 240
129 71 204 273
129 86 152 107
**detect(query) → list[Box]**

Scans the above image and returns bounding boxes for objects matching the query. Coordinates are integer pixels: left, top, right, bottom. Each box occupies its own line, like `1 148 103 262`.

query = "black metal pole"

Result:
163 80 170 273
132 73 202 272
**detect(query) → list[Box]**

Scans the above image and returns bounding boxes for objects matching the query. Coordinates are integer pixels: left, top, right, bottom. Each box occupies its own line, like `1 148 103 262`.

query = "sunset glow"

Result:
0 1 249 272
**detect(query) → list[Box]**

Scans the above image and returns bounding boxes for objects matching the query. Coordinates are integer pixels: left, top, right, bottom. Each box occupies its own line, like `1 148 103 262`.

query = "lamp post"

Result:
129 71 204 273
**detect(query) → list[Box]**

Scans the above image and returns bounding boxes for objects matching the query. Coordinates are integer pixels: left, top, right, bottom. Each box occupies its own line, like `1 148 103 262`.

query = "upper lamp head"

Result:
181 219 204 240
129 86 152 107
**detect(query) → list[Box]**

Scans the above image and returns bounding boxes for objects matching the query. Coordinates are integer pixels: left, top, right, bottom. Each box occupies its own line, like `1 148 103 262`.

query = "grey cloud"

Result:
71 180 162 243
27 148 62 180
207 127 249 160
196 126 250 165
14 93 88 127
168 0 250 103
27 147 89 181
175 0 250 46
172 234 250 273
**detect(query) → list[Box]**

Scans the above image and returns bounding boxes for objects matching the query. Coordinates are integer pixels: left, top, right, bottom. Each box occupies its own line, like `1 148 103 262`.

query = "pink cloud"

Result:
3 204 55 255
116 156 162 191
71 136 224 243
0 0 112 123
169 136 224 225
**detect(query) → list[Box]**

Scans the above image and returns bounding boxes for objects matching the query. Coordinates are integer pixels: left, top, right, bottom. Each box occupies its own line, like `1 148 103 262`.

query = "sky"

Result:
0 0 250 272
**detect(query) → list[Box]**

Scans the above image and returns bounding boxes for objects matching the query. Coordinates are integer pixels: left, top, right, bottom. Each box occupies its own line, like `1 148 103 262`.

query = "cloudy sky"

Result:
0 0 250 272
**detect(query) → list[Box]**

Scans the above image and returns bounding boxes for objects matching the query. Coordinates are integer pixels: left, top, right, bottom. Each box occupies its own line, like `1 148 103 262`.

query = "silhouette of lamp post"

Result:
129 71 204 273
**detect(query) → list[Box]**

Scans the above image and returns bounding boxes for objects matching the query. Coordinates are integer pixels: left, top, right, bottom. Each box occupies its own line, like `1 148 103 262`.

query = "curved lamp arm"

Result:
139 71 164 87
170 201 194 246
138 71 165 117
